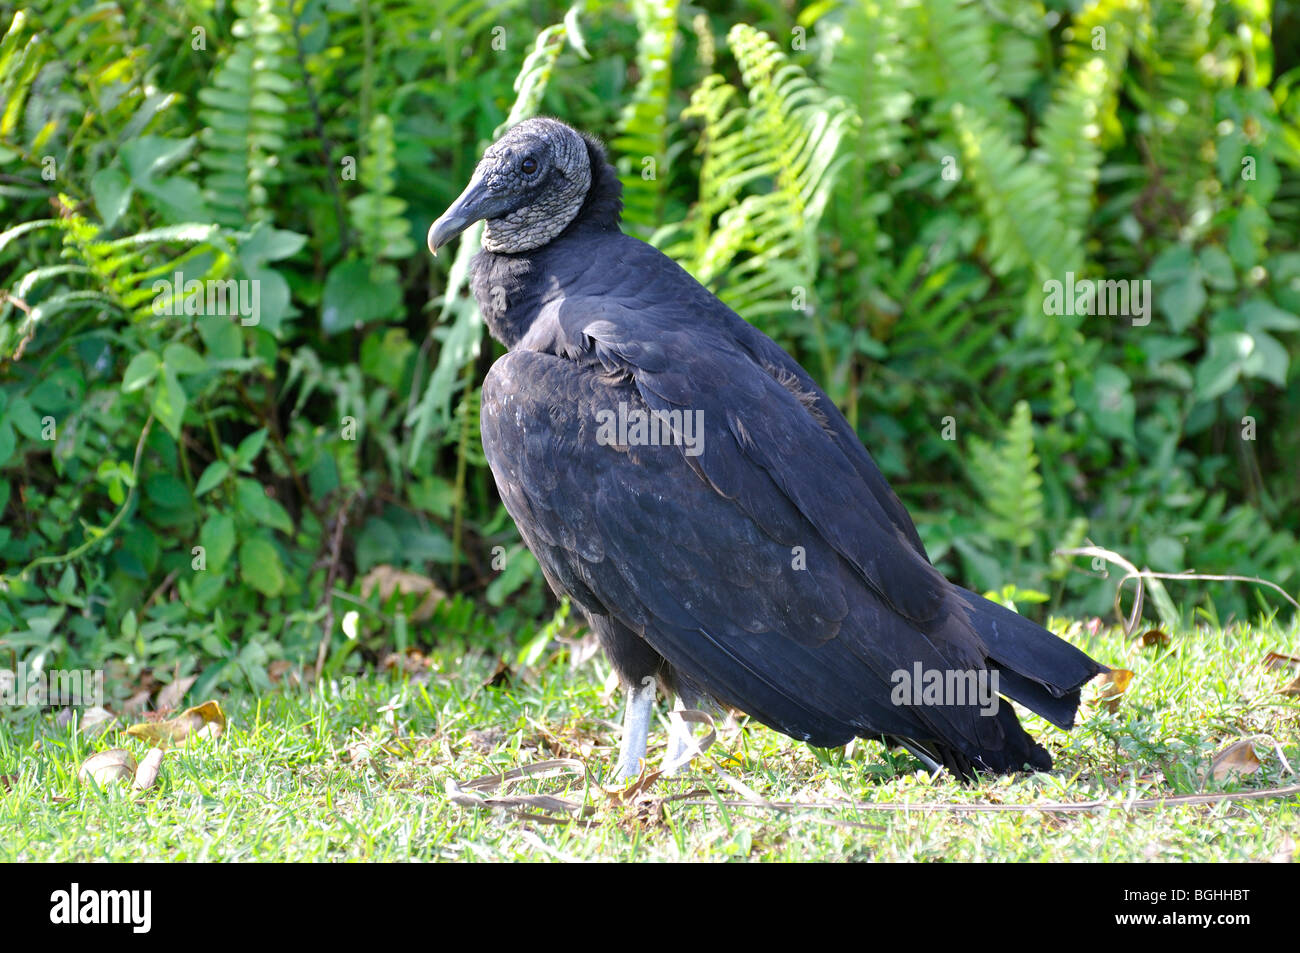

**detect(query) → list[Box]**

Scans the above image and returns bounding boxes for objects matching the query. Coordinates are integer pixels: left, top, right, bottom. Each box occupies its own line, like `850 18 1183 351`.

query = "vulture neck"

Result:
471 137 623 349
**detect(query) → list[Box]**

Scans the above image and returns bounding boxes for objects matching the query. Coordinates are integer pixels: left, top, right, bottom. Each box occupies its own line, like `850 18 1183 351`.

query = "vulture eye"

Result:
520 156 539 176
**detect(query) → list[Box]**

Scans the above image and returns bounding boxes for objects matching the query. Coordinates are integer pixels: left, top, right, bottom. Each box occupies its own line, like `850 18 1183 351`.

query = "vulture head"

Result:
427 117 593 256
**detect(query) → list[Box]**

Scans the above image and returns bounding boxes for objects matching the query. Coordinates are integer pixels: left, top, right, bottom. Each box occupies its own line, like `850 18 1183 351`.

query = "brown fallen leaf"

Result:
1280 676 1300 698
156 674 197 713
267 660 310 688
1263 652 1300 671
132 748 164 791
1092 668 1134 713
1210 739 1263 781
381 650 433 675
79 749 137 786
78 706 116 737
125 700 226 746
0 774 16 793
360 565 446 621
121 690 152 717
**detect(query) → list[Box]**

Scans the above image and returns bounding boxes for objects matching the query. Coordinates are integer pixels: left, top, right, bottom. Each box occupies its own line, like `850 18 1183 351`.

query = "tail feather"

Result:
959 587 1107 729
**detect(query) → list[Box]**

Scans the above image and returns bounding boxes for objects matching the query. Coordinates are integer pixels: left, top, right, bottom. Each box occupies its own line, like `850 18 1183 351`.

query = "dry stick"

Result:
141 569 179 612
670 783 1300 815
314 490 360 681
1055 544 1300 636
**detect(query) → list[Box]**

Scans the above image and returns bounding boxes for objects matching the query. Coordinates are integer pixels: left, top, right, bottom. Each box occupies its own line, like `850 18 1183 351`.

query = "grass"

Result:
1 615 1298 861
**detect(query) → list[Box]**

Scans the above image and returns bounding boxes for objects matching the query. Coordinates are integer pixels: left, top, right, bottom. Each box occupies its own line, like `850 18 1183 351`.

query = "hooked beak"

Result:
427 171 512 256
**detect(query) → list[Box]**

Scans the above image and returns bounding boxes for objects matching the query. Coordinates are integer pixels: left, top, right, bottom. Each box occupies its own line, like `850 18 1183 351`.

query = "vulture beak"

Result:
427 170 512 256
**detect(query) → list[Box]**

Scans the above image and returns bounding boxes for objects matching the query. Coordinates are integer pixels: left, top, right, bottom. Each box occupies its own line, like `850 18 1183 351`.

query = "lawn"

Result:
1 617 1297 862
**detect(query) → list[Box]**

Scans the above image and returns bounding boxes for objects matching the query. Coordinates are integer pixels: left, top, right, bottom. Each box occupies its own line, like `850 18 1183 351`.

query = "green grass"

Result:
1 617 1298 861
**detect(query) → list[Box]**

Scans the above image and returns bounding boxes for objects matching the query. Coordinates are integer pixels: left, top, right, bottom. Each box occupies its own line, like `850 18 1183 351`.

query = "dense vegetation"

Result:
1 0 1298 699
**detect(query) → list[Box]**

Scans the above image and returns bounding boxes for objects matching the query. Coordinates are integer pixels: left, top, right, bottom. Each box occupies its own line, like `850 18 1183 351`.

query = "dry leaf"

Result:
156 674 197 713
1093 668 1134 713
381 650 432 675
125 700 226 746
1280 676 1300 698
79 706 116 737
79 749 137 786
0 774 16 793
267 660 309 687
360 565 446 621
133 748 164 791
121 690 152 717
1263 652 1300 671
1210 740 1262 781
1138 629 1169 648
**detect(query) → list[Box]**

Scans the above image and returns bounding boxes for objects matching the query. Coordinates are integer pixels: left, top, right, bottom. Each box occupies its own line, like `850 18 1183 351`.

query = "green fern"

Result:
198 0 292 228
661 25 853 326
350 113 414 262
967 400 1045 550
1036 0 1143 237
612 0 681 234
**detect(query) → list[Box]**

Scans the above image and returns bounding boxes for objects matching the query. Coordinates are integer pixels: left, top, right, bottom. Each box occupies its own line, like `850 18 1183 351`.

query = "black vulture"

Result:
428 118 1107 781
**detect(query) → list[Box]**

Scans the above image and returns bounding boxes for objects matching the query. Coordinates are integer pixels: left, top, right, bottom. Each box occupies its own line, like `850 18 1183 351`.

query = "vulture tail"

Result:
958 587 1108 730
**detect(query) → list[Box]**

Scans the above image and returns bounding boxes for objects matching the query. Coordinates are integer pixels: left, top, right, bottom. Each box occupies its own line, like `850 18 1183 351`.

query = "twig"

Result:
314 490 360 681
1055 544 1300 635
141 569 179 612
672 783 1300 815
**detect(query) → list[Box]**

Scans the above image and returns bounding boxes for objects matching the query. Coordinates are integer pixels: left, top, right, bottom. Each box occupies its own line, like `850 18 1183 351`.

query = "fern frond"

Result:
967 400 1044 549
613 0 681 234
661 25 853 324
198 0 292 228
350 113 414 262
1036 0 1142 236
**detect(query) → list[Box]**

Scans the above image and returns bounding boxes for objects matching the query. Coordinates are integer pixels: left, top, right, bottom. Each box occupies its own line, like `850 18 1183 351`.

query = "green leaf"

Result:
232 428 269 469
151 366 187 438
235 477 294 533
1160 270 1206 332
197 315 242 360
200 513 236 572
90 166 132 228
1194 332 1250 401
163 342 207 375
1075 364 1135 443
122 351 160 393
238 536 284 597
194 461 230 497
321 259 401 334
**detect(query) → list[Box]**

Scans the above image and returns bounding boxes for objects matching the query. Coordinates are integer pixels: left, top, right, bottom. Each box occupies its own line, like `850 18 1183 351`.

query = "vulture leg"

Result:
616 676 656 782
662 694 690 775
895 738 944 775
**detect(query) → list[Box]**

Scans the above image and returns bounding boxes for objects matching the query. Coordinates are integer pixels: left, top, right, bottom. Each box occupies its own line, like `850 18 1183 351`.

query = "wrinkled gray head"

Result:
427 118 592 256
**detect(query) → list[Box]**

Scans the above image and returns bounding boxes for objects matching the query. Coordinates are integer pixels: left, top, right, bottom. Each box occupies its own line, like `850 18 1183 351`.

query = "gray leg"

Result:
616 676 656 782
662 694 691 775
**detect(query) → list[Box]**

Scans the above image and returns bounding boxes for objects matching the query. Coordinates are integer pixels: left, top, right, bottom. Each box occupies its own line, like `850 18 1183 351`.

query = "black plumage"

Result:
428 118 1107 779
